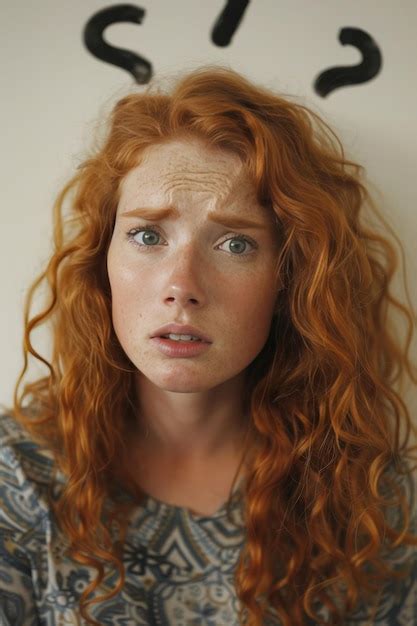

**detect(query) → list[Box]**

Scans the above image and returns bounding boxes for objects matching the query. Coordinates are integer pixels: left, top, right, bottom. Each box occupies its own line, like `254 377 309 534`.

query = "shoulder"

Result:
0 412 59 532
346 459 417 624
383 457 417 537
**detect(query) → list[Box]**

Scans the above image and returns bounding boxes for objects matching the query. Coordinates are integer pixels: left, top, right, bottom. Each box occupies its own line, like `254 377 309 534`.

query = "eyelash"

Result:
125 225 258 258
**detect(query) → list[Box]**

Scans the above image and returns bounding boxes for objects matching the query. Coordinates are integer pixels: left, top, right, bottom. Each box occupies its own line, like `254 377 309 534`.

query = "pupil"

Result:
230 240 244 253
144 232 158 244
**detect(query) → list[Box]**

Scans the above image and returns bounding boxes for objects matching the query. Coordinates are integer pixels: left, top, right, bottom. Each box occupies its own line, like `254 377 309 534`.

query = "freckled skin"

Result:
106 136 279 468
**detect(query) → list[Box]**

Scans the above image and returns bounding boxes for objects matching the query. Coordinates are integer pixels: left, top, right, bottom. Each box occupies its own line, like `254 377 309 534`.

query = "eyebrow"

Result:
120 206 269 230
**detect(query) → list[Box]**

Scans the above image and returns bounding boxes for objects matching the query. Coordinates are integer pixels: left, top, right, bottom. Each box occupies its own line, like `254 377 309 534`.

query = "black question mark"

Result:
314 27 382 97
211 0 250 47
83 4 152 84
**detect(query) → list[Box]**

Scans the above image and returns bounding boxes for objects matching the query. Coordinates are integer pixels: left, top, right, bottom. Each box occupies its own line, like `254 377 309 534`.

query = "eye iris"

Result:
143 231 159 245
230 239 245 254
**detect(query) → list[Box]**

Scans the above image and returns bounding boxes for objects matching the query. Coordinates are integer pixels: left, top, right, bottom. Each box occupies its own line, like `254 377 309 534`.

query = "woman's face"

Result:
107 136 280 393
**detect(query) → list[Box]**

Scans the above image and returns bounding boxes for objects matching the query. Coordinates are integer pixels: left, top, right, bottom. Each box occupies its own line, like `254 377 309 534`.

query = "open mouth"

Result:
160 335 203 343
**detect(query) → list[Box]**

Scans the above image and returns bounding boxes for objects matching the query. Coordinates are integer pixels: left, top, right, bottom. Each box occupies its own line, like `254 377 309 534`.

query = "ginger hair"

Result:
2 64 417 625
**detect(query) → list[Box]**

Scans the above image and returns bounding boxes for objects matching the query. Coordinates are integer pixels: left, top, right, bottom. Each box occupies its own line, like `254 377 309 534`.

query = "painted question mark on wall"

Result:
82 5 383 97
211 0 250 47
314 27 382 97
83 4 152 84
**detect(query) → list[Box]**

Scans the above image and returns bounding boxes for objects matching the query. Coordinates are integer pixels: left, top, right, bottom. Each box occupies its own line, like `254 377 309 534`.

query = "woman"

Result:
1 64 416 626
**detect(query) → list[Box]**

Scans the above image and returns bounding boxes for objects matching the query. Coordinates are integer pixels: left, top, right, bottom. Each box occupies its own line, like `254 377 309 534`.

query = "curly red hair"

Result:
2 64 417 626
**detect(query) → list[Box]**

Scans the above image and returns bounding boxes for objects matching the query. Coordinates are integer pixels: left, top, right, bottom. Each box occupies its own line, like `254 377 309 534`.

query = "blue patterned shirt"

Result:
0 412 416 625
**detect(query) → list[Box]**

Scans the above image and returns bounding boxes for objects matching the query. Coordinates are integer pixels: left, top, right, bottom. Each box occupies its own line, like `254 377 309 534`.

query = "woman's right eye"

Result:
126 227 162 250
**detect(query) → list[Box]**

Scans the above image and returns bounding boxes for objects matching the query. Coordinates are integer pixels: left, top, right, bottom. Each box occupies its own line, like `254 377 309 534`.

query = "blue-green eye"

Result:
125 226 257 257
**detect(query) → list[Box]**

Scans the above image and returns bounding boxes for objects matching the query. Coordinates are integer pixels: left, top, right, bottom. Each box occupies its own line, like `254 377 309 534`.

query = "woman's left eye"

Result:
125 226 258 257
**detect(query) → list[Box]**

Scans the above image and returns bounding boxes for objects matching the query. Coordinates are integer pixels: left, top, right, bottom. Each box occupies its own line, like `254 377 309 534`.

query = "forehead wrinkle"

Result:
159 167 236 185
139 164 233 182
160 177 233 204
145 164 236 199
131 149 254 213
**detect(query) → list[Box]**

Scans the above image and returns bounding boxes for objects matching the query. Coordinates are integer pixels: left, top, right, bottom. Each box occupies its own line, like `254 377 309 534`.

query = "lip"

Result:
151 323 212 343
150 337 211 357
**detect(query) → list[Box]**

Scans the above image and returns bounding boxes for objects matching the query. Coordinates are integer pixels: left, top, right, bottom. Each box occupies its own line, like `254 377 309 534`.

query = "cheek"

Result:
222 285 275 357
107 263 146 329
108 251 147 303
227 277 275 324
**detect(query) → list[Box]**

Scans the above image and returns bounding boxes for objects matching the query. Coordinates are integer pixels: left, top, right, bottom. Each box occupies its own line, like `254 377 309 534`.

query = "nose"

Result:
166 291 199 308
162 244 207 311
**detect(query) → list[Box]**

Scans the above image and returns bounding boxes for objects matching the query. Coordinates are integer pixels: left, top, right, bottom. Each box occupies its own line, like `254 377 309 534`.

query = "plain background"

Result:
1 1 416 438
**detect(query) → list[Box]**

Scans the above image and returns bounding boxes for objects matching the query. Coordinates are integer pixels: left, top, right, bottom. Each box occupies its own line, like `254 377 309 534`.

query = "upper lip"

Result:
151 323 212 343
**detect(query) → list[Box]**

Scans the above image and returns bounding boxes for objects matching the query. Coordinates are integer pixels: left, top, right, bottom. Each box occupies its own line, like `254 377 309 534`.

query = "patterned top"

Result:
0 412 416 626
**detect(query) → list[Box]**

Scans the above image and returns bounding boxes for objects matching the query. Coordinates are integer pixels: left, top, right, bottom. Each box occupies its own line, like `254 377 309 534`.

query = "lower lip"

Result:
150 337 211 357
